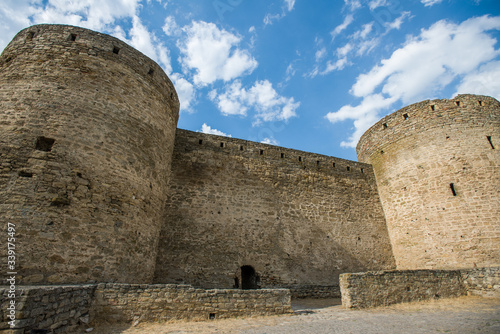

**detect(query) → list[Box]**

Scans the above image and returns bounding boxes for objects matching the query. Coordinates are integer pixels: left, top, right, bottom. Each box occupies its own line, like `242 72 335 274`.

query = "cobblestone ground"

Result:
88 296 500 334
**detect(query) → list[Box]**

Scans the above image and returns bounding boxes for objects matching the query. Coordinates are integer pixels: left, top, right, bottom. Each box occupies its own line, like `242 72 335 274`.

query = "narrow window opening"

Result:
487 136 495 149
148 68 154 75
317 161 320 166
233 277 239 288
240 145 244 151
347 166 351 172
260 149 264 155
18 171 33 178
332 162 336 168
478 100 484 106
403 113 409 120
281 153 285 158
68 34 77 42
450 183 457 196
382 123 388 129
209 313 216 320
199 139 203 145
112 46 120 54
35 136 55 152
361 168 364 173
298 156 302 162
455 101 461 107
26 31 35 41
220 142 224 148
430 105 435 111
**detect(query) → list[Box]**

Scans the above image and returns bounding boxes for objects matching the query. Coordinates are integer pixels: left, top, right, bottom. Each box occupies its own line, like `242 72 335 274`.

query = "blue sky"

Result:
1 0 499 161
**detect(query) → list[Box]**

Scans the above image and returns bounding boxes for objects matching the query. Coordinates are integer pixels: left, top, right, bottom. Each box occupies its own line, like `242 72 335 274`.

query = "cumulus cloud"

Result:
455 61 500 100
261 137 279 145
0 0 141 52
200 123 232 137
113 15 172 73
420 0 443 7
327 15 500 148
0 1 173 73
210 80 300 124
170 73 196 112
178 21 258 86
162 15 180 36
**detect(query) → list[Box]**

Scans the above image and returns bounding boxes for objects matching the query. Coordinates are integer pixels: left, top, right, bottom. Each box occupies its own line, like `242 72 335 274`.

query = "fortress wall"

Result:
357 94 500 270
0 25 179 284
154 129 395 289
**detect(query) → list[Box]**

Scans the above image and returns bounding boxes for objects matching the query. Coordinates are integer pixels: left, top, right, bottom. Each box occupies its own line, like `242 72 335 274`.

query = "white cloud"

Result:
0 1 173 73
210 80 300 124
113 15 172 73
178 21 258 86
0 0 140 52
162 15 180 36
326 94 397 148
344 0 362 12
327 15 500 148
455 61 500 100
322 57 350 75
209 81 248 116
421 0 443 7
385 11 411 31
352 22 373 40
200 123 232 137
283 63 296 83
284 0 296 11
331 14 354 40
263 0 296 25
31 0 139 30
368 0 389 10
352 16 500 101
261 137 279 145
315 47 327 62
170 73 195 112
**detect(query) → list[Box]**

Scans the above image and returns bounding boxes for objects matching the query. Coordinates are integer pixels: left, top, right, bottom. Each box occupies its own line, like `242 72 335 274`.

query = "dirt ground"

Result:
86 296 500 334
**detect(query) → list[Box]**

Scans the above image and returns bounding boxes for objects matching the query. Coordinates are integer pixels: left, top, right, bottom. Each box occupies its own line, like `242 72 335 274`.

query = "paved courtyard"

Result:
90 296 500 334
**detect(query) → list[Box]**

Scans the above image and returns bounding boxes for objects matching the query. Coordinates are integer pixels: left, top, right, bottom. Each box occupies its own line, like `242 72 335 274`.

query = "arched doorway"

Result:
241 265 259 289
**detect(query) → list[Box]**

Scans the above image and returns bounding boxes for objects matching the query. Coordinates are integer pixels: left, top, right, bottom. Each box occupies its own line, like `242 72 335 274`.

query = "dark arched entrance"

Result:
241 265 259 289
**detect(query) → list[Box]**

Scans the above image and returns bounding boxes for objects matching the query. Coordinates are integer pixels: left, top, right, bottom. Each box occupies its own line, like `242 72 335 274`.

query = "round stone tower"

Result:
0 25 179 284
357 94 499 270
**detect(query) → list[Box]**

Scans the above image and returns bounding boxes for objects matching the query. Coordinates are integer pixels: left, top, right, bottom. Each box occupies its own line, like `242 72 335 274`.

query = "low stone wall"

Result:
0 284 292 333
462 267 500 297
92 283 292 323
0 285 95 334
340 270 467 309
284 285 341 299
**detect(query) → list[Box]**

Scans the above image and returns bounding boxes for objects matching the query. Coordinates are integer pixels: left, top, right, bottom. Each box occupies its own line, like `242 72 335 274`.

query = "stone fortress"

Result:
0 24 498 333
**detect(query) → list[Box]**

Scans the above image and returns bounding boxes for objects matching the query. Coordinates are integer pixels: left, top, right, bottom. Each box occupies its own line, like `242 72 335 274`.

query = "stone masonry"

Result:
357 95 500 270
0 24 499 332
